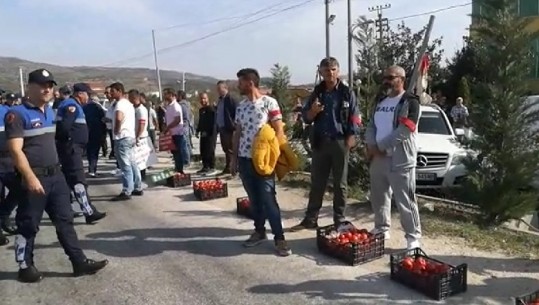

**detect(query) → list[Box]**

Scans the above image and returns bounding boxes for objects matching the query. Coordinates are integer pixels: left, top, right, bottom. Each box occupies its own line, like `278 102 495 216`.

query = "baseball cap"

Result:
28 69 57 85
73 83 94 94
5 93 16 100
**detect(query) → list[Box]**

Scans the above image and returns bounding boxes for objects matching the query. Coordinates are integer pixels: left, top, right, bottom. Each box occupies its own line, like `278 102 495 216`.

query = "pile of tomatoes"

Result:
325 228 377 247
399 256 451 277
174 173 189 179
237 197 250 209
193 179 225 192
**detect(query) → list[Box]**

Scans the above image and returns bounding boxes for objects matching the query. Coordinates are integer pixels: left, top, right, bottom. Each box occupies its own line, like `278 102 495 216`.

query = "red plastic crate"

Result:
316 221 385 266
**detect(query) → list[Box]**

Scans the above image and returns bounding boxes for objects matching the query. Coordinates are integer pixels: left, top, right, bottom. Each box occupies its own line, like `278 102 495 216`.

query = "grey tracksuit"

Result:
364 92 422 240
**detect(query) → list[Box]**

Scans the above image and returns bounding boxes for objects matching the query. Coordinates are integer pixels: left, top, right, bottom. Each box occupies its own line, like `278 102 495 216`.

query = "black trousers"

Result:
200 135 217 169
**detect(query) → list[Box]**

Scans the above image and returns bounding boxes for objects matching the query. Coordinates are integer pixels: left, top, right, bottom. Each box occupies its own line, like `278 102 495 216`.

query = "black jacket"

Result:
218 94 237 132
197 105 216 136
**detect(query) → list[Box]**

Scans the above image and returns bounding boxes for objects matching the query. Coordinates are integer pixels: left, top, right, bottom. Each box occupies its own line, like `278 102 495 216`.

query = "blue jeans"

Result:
172 135 185 173
114 137 142 195
238 157 285 240
181 129 191 165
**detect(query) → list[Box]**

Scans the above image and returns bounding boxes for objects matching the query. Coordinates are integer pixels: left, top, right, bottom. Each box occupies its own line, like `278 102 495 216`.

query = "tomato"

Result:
359 233 368 241
349 235 359 243
415 257 427 267
401 257 414 270
340 238 350 245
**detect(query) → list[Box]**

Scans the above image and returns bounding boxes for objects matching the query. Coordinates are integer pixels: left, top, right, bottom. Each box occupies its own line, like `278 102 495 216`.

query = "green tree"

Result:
456 76 472 105
378 22 447 89
444 43 482 103
270 63 292 121
459 0 539 226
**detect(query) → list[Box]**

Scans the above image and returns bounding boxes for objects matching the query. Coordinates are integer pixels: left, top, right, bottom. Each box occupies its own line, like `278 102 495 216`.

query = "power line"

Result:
103 0 316 67
155 0 292 31
389 2 472 22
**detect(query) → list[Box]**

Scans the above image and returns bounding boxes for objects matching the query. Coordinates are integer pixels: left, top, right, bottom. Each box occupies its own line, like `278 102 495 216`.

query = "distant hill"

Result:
0 56 223 94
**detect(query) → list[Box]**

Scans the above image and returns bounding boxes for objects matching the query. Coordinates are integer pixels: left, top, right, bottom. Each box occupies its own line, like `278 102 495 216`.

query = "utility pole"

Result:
369 4 391 45
181 71 186 91
347 0 353 90
325 0 331 57
18 67 25 97
151 29 163 100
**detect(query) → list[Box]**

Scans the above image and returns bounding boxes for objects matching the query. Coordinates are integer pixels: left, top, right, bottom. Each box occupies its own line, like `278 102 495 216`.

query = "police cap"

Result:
5 93 16 100
28 69 57 85
73 83 94 94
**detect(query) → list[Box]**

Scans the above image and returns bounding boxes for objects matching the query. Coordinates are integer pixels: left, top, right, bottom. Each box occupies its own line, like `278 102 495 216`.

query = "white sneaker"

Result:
370 229 390 240
406 238 421 250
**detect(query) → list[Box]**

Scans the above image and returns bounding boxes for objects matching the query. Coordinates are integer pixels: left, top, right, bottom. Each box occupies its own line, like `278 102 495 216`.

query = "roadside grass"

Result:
279 174 539 259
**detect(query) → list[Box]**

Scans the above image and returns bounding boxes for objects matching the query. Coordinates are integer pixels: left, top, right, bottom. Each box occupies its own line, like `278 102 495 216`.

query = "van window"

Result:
418 112 452 135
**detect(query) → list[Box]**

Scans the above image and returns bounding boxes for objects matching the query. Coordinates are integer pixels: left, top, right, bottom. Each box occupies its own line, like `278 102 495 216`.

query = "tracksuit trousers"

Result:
369 156 422 240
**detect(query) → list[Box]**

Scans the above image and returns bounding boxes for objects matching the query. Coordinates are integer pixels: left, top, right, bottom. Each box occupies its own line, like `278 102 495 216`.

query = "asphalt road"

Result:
0 157 525 305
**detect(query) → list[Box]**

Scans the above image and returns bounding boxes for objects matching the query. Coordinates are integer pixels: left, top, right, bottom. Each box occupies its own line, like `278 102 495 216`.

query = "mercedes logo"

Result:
417 155 428 167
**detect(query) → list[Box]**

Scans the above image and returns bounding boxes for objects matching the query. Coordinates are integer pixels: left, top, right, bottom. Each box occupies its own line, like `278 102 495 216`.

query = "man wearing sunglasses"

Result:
365 65 422 250
290 57 361 231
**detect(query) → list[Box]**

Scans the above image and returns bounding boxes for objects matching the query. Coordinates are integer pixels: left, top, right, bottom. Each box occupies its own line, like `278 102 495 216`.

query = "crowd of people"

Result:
0 57 428 283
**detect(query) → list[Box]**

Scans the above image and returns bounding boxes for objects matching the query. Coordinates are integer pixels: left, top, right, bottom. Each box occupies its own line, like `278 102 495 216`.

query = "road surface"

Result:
0 156 536 305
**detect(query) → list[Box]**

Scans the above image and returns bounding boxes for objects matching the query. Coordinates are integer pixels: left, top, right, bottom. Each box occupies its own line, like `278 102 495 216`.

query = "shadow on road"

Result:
247 273 539 303
0 271 73 282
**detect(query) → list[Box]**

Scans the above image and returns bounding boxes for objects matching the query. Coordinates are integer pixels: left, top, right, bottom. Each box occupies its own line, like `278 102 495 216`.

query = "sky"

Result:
0 0 471 84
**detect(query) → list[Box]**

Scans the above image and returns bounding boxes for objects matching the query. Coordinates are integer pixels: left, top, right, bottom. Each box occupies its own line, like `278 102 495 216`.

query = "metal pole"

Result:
407 15 436 93
18 67 25 97
347 0 353 89
325 0 330 57
181 71 186 91
151 29 163 100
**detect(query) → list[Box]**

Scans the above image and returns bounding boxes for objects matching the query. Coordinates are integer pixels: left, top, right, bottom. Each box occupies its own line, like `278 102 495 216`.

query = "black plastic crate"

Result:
166 173 191 187
516 290 539 304
316 221 385 266
236 197 253 219
390 248 467 301
193 179 228 201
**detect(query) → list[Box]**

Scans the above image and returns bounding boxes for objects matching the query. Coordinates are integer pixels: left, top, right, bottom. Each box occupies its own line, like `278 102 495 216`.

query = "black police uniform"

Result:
55 83 106 224
6 69 107 283
0 102 20 236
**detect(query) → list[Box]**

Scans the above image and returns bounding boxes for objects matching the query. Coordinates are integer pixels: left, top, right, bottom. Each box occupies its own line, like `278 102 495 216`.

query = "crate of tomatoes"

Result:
390 248 467 300
316 221 385 266
236 197 253 219
516 290 539 304
193 178 228 201
166 172 191 187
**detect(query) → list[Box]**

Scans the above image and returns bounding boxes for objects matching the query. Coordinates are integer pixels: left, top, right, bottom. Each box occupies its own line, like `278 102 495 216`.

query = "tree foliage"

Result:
270 63 292 120
459 0 539 226
378 22 447 89
456 76 472 105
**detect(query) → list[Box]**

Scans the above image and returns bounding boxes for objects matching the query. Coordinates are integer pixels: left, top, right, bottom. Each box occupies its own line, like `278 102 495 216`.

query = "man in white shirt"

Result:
147 101 158 148
365 65 422 250
109 82 143 201
129 89 149 180
162 88 185 173
104 87 116 159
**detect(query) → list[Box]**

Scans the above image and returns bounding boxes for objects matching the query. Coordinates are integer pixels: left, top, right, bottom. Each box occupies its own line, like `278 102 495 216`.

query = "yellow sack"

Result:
252 124 280 176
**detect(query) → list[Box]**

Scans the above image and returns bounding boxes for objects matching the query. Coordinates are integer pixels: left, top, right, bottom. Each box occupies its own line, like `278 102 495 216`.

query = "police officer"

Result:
0 95 19 236
5 68 108 283
56 83 106 224
290 57 361 231
5 93 18 107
